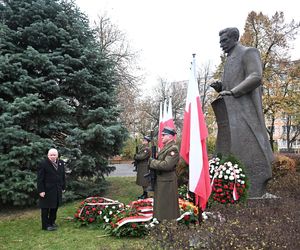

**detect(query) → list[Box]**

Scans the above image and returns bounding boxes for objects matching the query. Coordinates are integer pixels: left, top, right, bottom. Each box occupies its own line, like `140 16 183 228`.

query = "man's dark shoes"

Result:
52 223 58 229
43 226 56 231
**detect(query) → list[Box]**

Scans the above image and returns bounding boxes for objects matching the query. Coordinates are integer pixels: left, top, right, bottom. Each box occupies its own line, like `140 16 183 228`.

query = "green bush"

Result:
122 137 138 160
0 170 37 206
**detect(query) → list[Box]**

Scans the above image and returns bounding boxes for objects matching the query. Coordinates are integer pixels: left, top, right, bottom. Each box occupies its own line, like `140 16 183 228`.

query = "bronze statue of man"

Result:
211 27 274 197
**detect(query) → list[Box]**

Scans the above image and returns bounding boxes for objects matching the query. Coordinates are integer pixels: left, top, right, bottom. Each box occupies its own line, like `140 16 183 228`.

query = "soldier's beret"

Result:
162 127 177 136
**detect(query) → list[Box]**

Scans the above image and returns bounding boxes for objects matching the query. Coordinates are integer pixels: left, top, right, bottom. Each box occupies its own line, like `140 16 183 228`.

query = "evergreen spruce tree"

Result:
0 0 127 206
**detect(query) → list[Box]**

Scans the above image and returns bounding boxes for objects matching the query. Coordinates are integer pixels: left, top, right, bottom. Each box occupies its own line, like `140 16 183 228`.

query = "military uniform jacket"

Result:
149 140 180 221
37 158 66 208
134 144 151 186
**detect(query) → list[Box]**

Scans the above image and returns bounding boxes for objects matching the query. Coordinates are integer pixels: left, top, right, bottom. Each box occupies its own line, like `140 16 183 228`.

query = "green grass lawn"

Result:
0 177 149 250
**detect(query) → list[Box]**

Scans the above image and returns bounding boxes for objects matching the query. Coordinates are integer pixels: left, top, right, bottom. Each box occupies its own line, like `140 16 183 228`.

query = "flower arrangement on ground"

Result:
73 193 200 237
209 154 249 204
103 206 150 237
177 198 199 225
73 197 124 227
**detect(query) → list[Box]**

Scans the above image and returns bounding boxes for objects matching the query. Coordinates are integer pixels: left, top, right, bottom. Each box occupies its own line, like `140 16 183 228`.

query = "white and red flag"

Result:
157 102 164 151
180 55 211 211
165 96 176 139
165 97 175 129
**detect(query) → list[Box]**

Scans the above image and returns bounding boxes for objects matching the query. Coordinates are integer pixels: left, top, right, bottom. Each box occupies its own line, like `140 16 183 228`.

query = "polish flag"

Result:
180 54 211 211
164 97 176 140
157 102 164 151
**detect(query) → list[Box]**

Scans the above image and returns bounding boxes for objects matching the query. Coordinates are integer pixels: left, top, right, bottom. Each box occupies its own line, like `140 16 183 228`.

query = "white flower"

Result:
109 211 113 215
224 175 228 180
218 175 223 179
235 175 240 179
237 179 241 183
234 164 238 168
105 205 108 208
99 211 102 215
103 215 107 220
202 212 208 220
152 218 159 224
227 162 232 167
239 168 242 172
241 180 245 184
225 169 230 174
112 206 116 209
105 218 109 223
229 176 234 181
235 169 240 174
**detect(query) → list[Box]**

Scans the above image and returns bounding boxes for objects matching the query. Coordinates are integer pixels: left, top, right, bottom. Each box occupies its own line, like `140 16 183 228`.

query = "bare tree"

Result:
93 13 145 135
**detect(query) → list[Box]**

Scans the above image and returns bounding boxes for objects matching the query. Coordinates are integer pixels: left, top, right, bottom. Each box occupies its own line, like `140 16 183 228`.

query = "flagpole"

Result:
180 53 212 224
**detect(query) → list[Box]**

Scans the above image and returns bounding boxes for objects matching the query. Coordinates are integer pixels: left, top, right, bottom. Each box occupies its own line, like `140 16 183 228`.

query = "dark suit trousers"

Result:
41 207 58 229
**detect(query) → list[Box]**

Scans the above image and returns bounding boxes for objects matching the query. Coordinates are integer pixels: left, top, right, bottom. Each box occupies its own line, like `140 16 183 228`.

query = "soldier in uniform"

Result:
37 148 66 231
134 136 151 199
149 127 180 221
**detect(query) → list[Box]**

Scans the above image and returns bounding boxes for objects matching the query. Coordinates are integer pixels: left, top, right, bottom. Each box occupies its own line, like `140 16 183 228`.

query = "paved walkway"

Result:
108 162 136 177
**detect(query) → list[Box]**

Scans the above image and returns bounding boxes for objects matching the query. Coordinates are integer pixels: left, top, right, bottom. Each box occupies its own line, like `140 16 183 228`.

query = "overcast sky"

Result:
75 0 300 90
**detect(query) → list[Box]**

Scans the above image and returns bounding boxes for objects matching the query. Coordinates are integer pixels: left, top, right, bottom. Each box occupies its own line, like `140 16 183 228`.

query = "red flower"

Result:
86 211 90 215
184 215 190 221
131 223 137 228
110 222 117 228
89 218 95 222
92 207 96 211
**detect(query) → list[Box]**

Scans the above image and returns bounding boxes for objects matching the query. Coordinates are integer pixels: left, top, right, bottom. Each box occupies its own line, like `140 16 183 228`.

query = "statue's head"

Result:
219 27 239 54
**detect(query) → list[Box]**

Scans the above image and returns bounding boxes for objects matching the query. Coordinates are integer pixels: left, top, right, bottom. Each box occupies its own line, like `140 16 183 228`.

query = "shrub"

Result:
282 153 300 170
272 154 296 178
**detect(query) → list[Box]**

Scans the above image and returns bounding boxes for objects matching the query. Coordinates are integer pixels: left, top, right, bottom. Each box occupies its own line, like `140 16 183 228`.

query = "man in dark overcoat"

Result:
210 27 274 197
135 136 151 199
149 127 180 221
37 148 66 231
